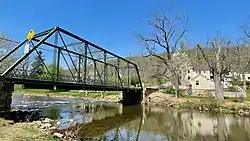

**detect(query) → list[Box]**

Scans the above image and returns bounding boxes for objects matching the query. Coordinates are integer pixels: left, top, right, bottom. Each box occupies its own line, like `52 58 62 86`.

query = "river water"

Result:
7 94 250 141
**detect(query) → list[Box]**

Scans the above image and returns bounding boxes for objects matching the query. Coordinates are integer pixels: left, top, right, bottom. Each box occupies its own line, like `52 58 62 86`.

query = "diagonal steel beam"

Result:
30 41 54 80
33 27 55 38
2 27 58 76
57 27 137 66
0 28 55 64
31 39 117 68
87 44 103 84
58 31 78 73
0 39 27 63
59 49 76 83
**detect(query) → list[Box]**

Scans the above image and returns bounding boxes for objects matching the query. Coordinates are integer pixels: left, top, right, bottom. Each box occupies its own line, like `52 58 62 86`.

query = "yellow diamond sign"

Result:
27 29 35 41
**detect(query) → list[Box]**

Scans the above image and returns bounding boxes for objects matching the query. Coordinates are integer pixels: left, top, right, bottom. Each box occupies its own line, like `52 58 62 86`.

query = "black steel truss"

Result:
0 27 142 91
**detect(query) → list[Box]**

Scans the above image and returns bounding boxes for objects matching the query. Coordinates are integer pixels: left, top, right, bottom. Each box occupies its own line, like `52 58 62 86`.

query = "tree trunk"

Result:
174 82 179 98
243 73 247 91
214 73 224 101
217 115 227 141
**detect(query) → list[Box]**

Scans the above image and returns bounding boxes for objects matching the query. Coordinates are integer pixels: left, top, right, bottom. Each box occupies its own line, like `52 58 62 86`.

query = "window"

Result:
248 77 250 80
188 76 190 80
210 75 214 79
196 80 199 85
188 70 190 73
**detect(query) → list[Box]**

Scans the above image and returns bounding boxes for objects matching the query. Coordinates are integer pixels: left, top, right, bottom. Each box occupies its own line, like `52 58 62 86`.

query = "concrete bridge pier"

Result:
0 81 13 111
122 90 142 105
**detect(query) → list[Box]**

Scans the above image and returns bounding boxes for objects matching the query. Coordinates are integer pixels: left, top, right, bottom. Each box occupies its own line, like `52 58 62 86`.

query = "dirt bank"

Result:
146 92 250 116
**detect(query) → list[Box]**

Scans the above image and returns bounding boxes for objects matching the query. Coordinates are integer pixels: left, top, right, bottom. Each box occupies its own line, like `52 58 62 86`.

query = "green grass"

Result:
246 89 250 97
0 118 59 141
14 85 121 101
161 87 186 96
224 86 240 92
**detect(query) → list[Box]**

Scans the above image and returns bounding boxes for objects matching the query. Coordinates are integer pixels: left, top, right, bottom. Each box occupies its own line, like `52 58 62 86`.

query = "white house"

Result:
183 67 234 96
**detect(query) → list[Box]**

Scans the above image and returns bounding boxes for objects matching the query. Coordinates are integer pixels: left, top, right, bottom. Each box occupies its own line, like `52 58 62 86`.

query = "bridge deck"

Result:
5 77 141 91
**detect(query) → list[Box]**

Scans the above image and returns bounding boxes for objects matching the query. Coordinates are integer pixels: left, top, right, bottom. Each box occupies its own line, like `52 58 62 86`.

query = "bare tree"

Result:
0 33 18 73
0 33 16 56
241 23 250 40
236 24 250 91
233 42 250 91
197 36 231 101
139 10 188 97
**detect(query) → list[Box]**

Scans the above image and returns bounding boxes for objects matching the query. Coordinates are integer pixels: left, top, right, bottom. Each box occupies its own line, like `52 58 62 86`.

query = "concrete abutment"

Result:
122 90 142 106
0 80 13 111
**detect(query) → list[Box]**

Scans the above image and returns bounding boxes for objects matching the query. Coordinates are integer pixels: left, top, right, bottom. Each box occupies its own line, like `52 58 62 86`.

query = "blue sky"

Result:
1 0 250 57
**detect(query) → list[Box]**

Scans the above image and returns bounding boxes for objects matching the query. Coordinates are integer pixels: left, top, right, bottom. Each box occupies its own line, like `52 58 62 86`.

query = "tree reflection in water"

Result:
103 108 250 141
58 104 250 141
42 107 60 120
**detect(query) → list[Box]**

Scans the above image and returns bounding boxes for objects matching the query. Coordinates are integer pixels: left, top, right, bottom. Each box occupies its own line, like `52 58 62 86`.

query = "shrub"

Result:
224 86 239 92
162 87 186 96
130 76 140 86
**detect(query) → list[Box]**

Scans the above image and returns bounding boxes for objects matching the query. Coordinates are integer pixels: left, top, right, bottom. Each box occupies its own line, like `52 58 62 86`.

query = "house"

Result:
183 67 214 95
183 67 233 96
189 74 214 95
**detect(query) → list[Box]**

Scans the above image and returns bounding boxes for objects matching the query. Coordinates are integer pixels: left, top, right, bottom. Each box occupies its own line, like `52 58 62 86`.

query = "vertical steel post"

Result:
78 55 81 82
94 61 96 84
117 58 120 87
84 43 87 84
127 63 130 87
135 64 143 90
53 31 58 80
104 51 107 85
56 48 60 81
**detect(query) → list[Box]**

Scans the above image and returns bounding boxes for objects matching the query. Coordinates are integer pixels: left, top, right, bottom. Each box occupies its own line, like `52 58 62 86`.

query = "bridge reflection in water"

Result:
48 103 250 141
54 104 144 139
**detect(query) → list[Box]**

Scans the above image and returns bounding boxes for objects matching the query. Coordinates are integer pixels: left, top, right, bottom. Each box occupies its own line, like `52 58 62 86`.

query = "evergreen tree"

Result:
30 51 45 78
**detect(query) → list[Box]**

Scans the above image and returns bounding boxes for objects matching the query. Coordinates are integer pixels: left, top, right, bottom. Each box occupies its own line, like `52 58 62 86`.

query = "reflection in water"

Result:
43 107 60 120
10 94 250 141
76 106 250 141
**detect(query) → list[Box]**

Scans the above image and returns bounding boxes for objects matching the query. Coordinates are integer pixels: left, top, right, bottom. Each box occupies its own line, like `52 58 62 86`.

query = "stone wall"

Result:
0 81 13 111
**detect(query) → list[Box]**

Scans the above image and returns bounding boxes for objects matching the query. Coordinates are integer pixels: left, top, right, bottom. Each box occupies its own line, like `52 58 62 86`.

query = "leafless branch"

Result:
139 9 189 97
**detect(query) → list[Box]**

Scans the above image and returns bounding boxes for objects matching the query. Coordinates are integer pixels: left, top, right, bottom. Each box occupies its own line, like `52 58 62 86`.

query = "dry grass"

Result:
147 92 250 112
0 118 58 141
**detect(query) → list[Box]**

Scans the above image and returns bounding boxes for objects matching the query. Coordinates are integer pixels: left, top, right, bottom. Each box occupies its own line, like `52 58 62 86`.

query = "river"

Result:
6 94 250 141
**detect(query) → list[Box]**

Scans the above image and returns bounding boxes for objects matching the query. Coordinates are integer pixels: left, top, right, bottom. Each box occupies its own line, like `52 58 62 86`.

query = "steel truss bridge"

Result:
0 27 142 95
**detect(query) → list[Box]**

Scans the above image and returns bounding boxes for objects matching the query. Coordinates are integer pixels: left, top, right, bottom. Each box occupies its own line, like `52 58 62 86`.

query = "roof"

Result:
191 61 210 71
191 73 208 80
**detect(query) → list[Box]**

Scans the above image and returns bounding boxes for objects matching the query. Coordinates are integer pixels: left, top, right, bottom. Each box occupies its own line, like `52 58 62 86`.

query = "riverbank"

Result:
0 118 58 141
14 86 121 102
146 92 250 116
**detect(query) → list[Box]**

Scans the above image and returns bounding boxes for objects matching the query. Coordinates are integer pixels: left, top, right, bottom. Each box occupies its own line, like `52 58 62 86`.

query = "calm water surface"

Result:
10 94 250 141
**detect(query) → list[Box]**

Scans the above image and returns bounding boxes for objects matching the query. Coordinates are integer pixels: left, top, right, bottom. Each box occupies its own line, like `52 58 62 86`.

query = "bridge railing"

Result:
0 27 142 90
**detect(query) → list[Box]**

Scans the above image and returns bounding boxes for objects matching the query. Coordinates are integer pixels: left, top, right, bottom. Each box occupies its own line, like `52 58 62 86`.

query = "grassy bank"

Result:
14 85 121 102
147 92 250 116
0 118 58 141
